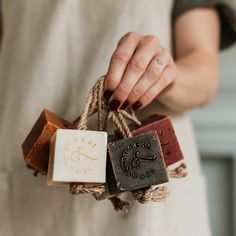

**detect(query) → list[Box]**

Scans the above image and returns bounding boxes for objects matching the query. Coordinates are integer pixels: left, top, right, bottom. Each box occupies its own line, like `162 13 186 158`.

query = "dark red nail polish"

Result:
132 101 142 111
109 99 121 111
103 90 113 101
120 101 129 109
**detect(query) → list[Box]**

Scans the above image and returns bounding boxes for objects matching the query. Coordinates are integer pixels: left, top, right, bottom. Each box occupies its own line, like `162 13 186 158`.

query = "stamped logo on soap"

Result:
107 131 168 191
120 140 162 179
63 136 99 175
50 129 107 183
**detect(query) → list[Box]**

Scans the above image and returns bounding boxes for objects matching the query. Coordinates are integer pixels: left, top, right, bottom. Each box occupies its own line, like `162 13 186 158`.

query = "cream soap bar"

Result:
47 129 107 186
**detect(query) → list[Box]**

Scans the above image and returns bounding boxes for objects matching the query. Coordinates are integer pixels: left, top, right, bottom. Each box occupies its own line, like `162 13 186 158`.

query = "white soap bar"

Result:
47 129 107 186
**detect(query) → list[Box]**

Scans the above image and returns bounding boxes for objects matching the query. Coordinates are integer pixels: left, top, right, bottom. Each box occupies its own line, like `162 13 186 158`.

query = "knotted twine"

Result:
70 76 107 196
104 108 171 204
99 79 187 204
70 76 134 213
69 76 188 211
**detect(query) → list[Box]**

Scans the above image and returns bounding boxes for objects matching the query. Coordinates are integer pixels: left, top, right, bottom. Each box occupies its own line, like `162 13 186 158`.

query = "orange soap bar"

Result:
22 109 72 175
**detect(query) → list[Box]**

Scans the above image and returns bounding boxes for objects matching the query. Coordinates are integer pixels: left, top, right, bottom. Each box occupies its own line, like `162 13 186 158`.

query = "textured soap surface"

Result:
107 131 168 193
127 114 184 167
22 109 72 175
47 129 107 186
105 135 124 197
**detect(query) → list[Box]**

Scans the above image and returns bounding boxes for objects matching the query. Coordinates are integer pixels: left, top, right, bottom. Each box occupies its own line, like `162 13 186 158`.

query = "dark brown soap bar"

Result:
94 134 123 200
22 109 72 175
105 134 124 197
107 131 168 194
125 114 184 167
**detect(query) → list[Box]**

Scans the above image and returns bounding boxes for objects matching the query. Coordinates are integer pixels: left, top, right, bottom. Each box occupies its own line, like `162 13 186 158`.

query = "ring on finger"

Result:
156 58 164 66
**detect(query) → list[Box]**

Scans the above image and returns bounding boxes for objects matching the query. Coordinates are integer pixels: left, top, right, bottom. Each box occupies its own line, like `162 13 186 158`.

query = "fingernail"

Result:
120 101 129 109
132 101 142 111
109 99 121 111
103 89 113 101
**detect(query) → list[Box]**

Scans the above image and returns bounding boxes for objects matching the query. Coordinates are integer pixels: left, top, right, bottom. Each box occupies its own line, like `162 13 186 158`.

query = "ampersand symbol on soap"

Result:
131 151 158 168
71 145 98 161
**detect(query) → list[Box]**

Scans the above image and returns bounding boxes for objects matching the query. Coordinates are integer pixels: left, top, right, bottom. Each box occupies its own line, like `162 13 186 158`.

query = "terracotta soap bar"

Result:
128 114 184 167
47 129 107 186
107 131 168 194
22 109 72 175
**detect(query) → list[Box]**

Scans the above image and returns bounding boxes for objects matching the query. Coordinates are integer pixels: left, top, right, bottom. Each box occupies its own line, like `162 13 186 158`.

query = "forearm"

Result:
158 6 220 113
103 8 220 112
159 49 219 112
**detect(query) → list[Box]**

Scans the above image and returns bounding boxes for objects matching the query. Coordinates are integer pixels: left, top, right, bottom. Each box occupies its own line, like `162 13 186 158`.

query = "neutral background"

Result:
191 42 236 236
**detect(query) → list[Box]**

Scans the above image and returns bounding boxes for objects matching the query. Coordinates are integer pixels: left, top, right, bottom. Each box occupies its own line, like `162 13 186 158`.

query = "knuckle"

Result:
118 83 130 95
131 88 142 99
118 32 139 45
159 76 170 88
164 67 177 83
146 66 161 81
112 51 130 64
144 90 153 101
117 32 141 46
145 35 159 44
106 72 120 87
125 31 140 40
129 57 146 73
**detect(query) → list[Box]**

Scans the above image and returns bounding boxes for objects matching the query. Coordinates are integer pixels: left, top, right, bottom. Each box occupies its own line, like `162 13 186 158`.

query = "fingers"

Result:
106 35 162 110
104 32 177 111
132 65 177 110
126 49 170 107
103 32 141 101
109 36 162 109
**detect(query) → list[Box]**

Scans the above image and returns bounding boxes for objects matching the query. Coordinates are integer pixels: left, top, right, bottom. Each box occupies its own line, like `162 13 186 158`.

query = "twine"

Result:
69 77 137 205
123 108 142 126
108 111 131 138
104 110 170 203
69 76 106 196
97 76 104 131
167 163 188 179
132 163 188 203
69 76 187 207
69 77 132 212
73 88 94 130
93 77 170 204
70 183 105 195
132 186 169 204
109 196 131 214
104 111 170 203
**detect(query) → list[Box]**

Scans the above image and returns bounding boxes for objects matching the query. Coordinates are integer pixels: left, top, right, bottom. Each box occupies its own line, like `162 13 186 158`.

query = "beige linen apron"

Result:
0 0 211 235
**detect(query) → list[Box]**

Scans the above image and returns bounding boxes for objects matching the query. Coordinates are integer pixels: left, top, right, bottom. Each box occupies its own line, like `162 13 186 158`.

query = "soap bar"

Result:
47 129 107 186
22 109 72 175
95 134 123 200
105 134 124 197
107 131 168 194
128 114 184 167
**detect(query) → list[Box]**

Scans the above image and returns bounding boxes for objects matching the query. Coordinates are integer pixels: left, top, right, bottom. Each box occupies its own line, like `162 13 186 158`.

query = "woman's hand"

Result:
103 32 177 111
